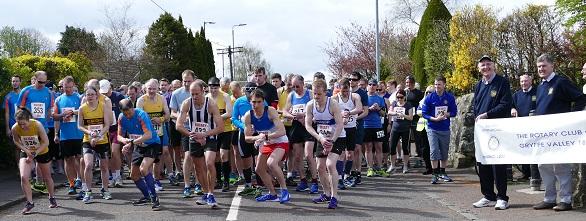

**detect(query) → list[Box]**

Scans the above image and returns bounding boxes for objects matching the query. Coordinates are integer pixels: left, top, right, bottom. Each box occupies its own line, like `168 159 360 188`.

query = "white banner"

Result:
474 111 586 164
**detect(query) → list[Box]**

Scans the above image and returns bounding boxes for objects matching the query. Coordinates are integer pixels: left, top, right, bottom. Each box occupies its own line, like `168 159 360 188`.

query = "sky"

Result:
0 0 556 81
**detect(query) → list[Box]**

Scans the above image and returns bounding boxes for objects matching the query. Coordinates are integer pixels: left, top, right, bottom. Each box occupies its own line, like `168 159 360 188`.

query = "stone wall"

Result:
448 93 476 168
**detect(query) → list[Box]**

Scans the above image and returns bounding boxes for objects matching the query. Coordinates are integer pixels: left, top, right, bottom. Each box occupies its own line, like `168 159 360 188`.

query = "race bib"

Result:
31 102 45 119
21 136 39 150
129 134 141 140
192 122 209 133
347 115 356 124
317 124 334 139
88 124 104 139
376 130 385 139
435 106 448 118
394 107 405 120
291 104 305 115
62 108 76 123
153 123 164 137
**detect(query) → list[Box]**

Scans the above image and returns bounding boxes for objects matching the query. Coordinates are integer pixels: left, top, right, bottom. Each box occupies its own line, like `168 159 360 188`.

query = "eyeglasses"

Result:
244 87 257 92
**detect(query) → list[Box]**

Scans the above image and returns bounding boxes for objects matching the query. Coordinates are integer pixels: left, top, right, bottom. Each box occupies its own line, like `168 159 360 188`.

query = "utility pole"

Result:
217 46 243 80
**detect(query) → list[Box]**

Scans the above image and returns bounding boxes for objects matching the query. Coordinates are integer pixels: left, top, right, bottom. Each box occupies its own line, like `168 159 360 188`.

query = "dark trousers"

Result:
530 164 541 179
420 129 432 171
477 162 509 201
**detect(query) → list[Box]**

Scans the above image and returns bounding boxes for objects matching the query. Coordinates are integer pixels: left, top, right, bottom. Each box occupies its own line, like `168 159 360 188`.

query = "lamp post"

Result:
231 23 247 80
203 21 216 32
375 0 380 81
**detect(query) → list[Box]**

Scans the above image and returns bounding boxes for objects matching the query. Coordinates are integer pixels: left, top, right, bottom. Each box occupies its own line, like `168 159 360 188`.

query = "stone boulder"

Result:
448 93 476 168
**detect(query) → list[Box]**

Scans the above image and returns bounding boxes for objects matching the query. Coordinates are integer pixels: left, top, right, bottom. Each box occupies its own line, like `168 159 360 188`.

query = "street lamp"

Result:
232 23 247 49
203 21 216 32
231 23 247 80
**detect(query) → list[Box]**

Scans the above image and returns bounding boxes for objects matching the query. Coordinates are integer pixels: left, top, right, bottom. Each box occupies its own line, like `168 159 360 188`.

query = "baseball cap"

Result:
478 55 493 63
368 79 378 85
99 79 111 94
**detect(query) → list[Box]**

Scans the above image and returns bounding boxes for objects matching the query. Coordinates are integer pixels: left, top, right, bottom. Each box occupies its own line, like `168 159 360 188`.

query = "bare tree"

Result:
389 0 455 27
233 42 272 81
97 2 143 62
0 26 53 57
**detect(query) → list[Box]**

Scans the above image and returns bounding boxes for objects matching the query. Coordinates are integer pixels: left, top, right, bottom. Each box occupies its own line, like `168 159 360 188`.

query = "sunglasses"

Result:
244 87 257 92
396 96 405 99
368 83 377 86
376 89 383 92
425 91 432 94
251 100 263 104
349 78 359 81
37 81 46 84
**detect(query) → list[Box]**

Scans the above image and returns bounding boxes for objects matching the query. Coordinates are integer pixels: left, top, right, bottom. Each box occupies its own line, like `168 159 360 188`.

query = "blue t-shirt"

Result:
108 91 126 120
232 96 252 131
118 108 160 145
364 94 386 128
46 91 58 128
17 85 54 130
3 91 19 128
170 87 191 127
421 91 458 131
54 93 83 140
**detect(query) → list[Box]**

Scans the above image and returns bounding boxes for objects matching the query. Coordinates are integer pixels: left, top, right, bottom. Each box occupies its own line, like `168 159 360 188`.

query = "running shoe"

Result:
309 182 319 194
101 188 112 200
49 197 58 208
151 197 161 211
108 176 115 188
222 181 230 192
280 189 290 204
21 201 34 215
296 181 309 192
76 190 86 200
207 194 218 209
439 174 453 182
312 193 331 204
83 191 92 204
255 194 278 202
168 174 179 186
346 176 357 187
343 179 353 188
402 165 409 174
238 186 256 196
132 197 150 206
74 179 82 189
195 194 208 205
176 172 184 181
328 197 338 209
114 177 124 188
286 177 298 187
378 169 390 177
33 182 48 194
229 173 238 184
68 186 77 195
337 179 346 190
253 187 263 198
355 175 362 185
366 168 375 177
386 165 396 173
194 183 204 195
182 187 192 198
431 174 439 184
155 180 164 192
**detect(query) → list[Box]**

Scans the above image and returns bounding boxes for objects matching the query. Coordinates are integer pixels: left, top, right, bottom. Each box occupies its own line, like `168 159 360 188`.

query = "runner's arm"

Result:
304 102 320 141
175 100 191 137
35 121 50 155
350 93 363 115
330 99 344 142
221 94 232 120
76 107 91 135
267 107 286 139
243 113 259 143
162 97 171 122
282 93 295 119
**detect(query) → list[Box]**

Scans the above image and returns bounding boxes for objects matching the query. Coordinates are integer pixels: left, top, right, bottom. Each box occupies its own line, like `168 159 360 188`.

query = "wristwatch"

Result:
130 139 134 145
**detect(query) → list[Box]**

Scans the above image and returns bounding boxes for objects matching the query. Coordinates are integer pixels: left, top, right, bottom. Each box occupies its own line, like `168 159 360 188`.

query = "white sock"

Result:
185 184 190 188
82 183 88 192
114 170 121 179
287 172 293 178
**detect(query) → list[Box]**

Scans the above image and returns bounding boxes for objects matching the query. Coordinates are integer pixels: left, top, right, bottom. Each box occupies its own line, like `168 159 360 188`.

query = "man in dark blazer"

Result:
472 55 513 210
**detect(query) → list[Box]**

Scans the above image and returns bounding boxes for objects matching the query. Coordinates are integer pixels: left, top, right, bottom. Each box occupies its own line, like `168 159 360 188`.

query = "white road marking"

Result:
226 185 244 221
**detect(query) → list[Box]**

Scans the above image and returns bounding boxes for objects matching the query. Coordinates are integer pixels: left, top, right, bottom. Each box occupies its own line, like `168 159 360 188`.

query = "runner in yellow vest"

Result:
78 86 112 203
277 74 297 186
13 108 57 214
206 77 233 192
137 79 171 191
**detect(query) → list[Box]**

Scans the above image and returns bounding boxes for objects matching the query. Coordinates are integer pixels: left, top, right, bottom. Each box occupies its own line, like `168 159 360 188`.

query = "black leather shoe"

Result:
553 202 572 211
533 201 556 210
